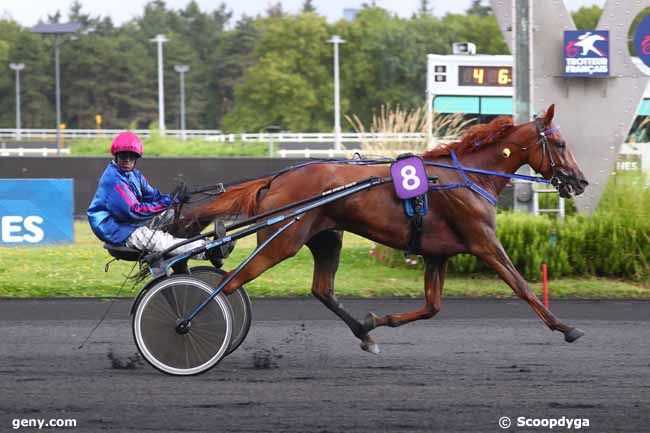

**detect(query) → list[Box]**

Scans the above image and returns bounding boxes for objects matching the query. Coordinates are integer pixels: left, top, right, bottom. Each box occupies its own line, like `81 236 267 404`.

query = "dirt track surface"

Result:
0 298 648 433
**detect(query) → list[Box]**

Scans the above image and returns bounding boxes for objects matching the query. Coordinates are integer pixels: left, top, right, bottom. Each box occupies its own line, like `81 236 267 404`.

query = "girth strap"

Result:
403 194 428 255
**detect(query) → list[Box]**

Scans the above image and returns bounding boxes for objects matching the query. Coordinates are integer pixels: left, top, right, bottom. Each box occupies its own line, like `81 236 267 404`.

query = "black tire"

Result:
132 275 232 376
190 266 252 356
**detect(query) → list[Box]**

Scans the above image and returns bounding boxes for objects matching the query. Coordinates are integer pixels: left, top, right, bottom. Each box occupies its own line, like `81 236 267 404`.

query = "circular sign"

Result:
634 14 650 68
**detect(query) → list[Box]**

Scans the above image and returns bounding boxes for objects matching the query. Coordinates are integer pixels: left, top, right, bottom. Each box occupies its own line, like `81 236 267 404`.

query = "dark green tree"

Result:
571 5 602 30
222 13 333 131
213 16 259 127
301 0 317 13
47 11 62 24
267 2 285 18
11 30 55 128
337 8 421 123
466 0 492 17
417 0 431 17
441 13 508 54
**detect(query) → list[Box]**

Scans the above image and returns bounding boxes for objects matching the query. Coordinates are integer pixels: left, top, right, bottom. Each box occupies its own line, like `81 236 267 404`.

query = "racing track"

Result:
0 298 648 433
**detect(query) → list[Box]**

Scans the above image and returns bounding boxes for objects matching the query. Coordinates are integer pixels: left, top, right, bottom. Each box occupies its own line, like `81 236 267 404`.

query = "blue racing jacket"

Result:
87 161 174 245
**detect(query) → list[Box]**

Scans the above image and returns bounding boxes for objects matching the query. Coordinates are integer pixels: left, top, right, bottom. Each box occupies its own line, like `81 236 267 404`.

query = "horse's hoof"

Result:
361 341 380 354
564 327 584 343
360 336 380 354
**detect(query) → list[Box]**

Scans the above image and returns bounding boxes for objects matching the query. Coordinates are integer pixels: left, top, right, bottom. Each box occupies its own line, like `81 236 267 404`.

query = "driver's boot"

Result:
204 220 235 268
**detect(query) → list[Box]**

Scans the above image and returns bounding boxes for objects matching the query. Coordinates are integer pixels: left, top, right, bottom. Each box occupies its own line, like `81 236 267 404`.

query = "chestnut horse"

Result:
172 104 589 354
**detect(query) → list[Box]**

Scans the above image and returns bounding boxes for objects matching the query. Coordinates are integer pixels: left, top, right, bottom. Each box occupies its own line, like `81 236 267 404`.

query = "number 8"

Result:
400 165 421 191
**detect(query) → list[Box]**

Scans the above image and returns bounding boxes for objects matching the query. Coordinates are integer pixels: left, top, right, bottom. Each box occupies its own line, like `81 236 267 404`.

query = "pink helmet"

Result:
110 131 143 157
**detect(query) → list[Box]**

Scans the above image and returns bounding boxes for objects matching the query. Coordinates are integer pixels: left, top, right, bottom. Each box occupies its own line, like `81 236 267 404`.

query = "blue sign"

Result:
0 179 74 245
634 14 650 68
391 156 429 199
563 30 609 77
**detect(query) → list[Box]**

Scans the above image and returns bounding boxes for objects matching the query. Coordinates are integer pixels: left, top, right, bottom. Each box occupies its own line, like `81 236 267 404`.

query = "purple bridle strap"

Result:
428 151 498 206
424 160 551 184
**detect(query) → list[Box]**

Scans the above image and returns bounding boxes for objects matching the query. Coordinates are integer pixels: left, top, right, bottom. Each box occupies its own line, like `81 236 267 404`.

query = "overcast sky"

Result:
1 0 605 27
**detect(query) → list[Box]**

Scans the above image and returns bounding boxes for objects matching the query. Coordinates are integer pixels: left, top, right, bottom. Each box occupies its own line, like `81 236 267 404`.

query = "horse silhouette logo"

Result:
564 30 610 77
574 32 606 56
565 31 607 58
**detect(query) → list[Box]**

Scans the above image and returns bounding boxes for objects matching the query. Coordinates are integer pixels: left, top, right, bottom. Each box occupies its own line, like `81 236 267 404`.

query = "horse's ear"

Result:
543 104 555 125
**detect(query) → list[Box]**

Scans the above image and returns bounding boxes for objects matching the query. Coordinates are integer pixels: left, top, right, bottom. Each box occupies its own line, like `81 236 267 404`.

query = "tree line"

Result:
0 1 602 132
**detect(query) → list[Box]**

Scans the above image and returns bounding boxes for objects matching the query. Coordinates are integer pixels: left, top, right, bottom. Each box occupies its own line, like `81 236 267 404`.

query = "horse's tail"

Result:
199 176 272 219
175 176 273 237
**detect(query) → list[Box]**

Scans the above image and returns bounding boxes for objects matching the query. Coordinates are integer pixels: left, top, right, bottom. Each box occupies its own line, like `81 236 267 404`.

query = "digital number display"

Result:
458 66 513 87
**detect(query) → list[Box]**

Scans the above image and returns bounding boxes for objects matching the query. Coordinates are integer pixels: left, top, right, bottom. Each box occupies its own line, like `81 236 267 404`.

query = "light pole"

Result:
151 34 168 135
174 65 190 140
31 22 81 152
265 125 281 157
426 54 434 148
513 0 534 213
327 35 345 151
9 63 25 141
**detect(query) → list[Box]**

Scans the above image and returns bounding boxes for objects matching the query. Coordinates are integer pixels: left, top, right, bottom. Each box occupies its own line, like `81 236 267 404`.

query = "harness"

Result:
391 153 431 254
178 124 560 256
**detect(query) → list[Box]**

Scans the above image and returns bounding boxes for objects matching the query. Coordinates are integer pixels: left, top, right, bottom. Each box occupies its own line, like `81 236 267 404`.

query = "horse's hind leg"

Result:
306 230 379 354
363 256 447 331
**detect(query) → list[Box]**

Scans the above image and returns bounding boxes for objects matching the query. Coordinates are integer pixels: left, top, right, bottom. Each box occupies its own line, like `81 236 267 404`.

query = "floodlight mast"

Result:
151 34 169 135
327 35 346 151
174 65 190 140
9 63 25 140
30 22 82 152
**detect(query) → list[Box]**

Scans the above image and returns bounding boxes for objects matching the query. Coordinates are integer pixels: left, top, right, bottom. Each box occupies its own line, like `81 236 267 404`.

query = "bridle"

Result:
534 116 563 189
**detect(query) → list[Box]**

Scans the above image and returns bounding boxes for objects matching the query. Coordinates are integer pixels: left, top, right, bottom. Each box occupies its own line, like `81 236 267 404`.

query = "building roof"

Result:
31 22 81 34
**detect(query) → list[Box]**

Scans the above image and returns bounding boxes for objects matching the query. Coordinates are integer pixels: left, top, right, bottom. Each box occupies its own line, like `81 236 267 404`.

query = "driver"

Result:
87 131 212 258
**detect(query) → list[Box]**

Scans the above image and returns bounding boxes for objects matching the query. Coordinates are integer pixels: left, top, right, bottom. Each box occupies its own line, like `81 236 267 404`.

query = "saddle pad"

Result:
390 156 429 199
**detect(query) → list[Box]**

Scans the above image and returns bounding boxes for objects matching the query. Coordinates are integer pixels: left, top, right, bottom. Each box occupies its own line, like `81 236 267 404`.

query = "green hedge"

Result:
68 133 268 157
372 171 650 283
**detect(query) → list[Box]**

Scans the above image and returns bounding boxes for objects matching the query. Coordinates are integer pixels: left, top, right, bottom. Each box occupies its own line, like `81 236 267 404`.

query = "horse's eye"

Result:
556 140 566 149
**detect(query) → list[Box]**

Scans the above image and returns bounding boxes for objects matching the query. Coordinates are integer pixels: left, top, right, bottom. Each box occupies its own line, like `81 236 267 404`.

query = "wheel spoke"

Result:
190 327 225 350
145 300 179 322
135 276 238 375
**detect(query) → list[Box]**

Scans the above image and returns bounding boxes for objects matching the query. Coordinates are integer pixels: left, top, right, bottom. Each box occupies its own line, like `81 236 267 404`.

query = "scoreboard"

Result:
428 54 514 97
426 54 650 116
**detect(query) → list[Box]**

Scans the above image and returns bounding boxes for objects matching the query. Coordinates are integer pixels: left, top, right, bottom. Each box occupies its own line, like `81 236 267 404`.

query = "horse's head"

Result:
520 104 589 198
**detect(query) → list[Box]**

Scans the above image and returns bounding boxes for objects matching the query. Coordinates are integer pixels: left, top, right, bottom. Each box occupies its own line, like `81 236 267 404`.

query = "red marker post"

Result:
541 263 549 308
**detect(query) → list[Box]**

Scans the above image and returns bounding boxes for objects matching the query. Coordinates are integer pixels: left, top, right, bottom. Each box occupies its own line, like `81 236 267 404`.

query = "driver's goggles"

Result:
116 152 139 162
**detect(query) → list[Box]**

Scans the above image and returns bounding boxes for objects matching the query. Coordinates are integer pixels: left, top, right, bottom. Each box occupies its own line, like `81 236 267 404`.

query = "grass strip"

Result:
0 222 648 299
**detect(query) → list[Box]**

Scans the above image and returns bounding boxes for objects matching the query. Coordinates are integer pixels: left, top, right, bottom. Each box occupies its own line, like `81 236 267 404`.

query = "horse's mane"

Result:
422 116 515 160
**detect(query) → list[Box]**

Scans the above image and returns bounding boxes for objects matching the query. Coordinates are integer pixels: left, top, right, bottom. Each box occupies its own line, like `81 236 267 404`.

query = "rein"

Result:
427 151 499 206
180 141 555 209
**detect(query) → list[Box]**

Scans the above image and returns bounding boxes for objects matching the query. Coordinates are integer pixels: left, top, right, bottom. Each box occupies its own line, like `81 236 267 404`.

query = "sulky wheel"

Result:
132 275 232 376
189 266 252 356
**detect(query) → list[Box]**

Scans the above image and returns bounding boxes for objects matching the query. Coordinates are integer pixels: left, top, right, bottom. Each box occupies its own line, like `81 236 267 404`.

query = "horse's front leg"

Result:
362 256 448 336
473 234 584 343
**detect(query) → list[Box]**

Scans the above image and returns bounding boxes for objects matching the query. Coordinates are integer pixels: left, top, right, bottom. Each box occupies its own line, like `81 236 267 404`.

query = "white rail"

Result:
0 129 224 140
0 147 70 156
0 129 429 143
277 148 443 158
